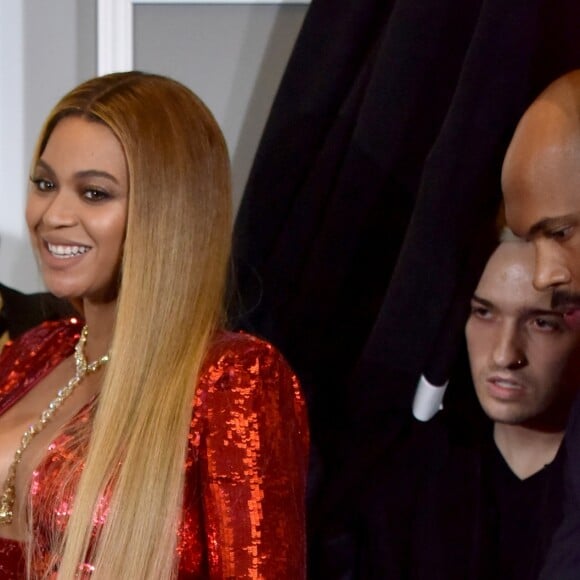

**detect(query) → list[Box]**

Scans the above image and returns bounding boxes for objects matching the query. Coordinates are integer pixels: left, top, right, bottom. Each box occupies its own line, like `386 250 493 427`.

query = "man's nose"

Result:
533 241 572 291
492 323 526 369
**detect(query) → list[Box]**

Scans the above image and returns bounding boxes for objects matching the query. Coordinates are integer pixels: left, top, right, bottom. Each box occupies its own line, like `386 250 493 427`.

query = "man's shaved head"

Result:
502 70 580 325
503 71 580 237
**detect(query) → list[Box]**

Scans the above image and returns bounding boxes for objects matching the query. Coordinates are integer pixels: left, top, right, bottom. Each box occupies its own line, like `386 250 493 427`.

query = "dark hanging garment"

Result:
231 0 580 575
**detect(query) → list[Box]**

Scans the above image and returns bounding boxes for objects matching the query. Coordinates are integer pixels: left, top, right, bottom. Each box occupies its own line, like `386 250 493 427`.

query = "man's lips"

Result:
488 376 522 389
551 290 580 328
550 290 580 330
564 309 580 330
486 375 525 400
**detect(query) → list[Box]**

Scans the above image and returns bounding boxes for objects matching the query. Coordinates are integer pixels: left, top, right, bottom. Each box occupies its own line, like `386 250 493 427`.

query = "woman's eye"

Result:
83 188 110 202
31 177 55 192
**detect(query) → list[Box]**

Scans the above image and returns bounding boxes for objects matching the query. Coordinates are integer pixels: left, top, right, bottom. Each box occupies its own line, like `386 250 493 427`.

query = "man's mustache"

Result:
551 289 580 310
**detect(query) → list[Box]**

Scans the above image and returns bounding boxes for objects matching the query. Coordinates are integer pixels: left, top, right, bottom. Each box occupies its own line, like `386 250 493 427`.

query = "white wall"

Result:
0 1 306 292
0 0 97 292
134 3 306 209
0 1 29 290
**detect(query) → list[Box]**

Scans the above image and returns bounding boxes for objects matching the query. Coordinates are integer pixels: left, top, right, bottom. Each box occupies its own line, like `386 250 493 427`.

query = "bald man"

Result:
353 241 580 580
502 69 580 579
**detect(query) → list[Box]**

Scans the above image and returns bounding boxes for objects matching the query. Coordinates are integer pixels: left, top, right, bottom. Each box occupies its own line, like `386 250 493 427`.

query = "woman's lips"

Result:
39 240 91 269
46 242 90 258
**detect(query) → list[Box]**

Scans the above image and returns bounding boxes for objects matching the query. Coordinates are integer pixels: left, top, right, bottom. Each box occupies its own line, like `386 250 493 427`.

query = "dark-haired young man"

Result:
356 240 580 579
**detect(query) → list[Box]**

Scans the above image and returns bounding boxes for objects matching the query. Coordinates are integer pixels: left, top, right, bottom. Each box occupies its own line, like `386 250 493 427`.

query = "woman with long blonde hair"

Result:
0 71 308 578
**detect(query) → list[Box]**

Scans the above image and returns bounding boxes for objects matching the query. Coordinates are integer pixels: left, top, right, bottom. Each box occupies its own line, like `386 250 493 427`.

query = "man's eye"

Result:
532 317 562 332
31 177 55 192
470 306 491 319
547 227 572 240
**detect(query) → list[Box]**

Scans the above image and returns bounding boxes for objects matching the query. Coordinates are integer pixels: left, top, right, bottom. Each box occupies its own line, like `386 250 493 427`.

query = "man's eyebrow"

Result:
34 159 120 185
471 295 493 308
473 295 563 319
523 308 564 318
527 215 577 238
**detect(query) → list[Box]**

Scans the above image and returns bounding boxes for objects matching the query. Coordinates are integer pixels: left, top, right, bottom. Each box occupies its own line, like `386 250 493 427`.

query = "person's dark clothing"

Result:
356 413 565 580
0 283 74 342
540 396 580 579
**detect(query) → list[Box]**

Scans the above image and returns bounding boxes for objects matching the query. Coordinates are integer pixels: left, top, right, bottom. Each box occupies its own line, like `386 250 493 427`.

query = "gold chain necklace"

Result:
0 325 109 526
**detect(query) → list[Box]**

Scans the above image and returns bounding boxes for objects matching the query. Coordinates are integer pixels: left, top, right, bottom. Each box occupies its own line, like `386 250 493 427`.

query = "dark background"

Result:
230 0 580 574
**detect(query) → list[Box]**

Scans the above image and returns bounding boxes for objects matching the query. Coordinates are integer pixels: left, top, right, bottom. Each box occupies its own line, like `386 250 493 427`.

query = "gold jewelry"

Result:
0 325 109 526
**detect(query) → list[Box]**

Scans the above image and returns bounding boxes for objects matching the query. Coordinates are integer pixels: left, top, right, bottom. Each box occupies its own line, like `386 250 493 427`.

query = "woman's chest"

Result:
0 358 100 537
30 416 207 577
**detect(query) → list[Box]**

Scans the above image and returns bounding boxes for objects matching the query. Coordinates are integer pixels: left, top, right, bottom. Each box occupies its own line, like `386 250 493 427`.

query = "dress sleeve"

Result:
195 335 309 579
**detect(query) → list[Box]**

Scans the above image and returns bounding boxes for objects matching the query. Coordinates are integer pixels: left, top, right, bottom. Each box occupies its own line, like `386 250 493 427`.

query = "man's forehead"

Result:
475 242 550 307
474 277 552 314
473 280 552 312
501 81 580 237
503 145 580 237
477 243 533 287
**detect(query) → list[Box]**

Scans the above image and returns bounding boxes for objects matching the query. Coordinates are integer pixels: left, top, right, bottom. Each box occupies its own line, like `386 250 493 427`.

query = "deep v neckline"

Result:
0 319 84 544
0 320 82 418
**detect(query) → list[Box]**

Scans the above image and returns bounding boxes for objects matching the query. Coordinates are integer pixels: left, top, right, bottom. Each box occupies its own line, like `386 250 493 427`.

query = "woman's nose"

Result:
40 191 77 228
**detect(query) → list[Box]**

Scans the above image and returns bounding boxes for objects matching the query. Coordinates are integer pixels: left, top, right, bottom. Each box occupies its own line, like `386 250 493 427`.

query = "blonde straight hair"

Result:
30 72 232 578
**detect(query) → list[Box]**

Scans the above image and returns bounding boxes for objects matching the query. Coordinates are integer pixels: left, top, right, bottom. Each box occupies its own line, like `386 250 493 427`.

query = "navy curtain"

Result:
231 0 580 575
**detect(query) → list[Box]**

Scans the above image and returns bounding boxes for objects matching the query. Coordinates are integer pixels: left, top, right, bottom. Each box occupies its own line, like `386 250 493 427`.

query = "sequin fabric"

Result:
0 320 309 578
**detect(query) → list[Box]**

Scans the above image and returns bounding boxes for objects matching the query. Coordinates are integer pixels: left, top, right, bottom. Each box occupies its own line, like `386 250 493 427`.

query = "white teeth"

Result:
47 243 90 258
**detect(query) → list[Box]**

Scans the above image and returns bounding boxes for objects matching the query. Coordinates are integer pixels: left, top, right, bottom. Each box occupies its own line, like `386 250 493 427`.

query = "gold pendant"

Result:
0 485 15 525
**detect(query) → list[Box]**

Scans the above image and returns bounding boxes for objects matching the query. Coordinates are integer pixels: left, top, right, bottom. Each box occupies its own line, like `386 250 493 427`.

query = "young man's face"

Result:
502 96 580 328
466 243 580 429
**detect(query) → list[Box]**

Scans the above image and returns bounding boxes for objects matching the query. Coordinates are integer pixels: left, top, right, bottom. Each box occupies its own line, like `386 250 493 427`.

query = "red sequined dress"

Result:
0 319 308 578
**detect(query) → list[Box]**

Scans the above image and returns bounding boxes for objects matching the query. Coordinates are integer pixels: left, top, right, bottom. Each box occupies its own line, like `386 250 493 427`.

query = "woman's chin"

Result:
43 284 81 301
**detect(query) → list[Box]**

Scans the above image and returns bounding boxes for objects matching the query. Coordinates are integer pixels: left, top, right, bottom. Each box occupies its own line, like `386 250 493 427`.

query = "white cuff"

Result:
412 374 448 422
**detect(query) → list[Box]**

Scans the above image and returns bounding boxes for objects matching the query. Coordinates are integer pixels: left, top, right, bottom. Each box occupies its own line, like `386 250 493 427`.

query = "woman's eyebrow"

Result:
34 159 119 185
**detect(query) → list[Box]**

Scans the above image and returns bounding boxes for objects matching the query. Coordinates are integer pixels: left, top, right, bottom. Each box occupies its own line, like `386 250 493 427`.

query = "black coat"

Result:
540 396 580 579
0 283 74 339
353 414 565 580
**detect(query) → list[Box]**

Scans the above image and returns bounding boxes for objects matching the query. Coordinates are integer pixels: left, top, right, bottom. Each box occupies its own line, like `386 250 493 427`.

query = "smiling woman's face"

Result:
26 116 129 303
